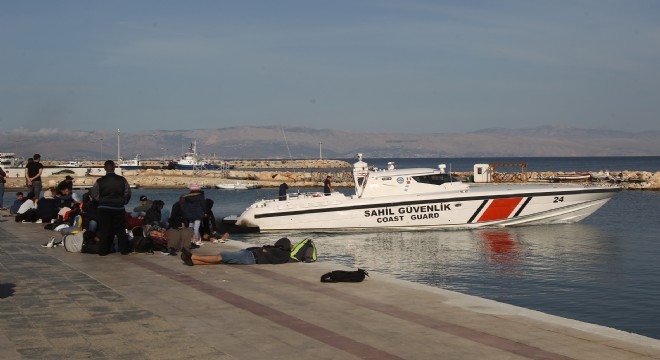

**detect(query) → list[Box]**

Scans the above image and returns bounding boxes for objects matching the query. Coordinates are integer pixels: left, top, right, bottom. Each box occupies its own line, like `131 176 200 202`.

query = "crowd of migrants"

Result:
6 155 314 267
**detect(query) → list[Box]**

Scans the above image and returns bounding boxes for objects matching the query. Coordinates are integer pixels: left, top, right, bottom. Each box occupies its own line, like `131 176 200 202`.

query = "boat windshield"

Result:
412 174 458 185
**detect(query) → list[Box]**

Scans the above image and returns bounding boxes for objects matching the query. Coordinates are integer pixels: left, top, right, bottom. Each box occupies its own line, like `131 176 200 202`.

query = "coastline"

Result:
3 158 659 190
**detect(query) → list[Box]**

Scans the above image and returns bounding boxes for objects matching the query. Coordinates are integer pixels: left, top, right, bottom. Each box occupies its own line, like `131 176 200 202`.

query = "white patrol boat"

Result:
234 154 620 232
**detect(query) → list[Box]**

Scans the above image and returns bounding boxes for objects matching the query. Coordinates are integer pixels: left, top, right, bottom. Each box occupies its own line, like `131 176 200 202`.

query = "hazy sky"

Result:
2 1 660 134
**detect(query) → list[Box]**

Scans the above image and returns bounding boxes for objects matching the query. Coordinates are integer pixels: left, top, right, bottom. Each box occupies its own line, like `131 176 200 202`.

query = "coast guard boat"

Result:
235 154 620 232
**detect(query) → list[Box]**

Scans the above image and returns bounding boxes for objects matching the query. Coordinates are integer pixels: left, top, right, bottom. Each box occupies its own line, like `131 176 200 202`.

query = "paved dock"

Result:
1 218 660 359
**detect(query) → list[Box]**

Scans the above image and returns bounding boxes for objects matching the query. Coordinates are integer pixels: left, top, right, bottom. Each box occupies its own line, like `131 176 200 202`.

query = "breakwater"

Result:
5 159 659 190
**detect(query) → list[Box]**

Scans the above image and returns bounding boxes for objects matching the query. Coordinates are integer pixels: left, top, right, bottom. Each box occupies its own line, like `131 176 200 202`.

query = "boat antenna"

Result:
449 163 453 183
281 127 293 160
117 129 121 162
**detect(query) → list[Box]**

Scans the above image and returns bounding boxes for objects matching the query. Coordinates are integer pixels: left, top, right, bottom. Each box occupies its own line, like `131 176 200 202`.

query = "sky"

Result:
2 0 660 134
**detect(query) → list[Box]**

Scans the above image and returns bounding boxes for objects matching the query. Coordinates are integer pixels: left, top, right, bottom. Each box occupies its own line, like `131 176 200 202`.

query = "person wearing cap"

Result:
323 175 333 196
91 160 132 256
131 195 152 218
180 237 292 266
180 183 206 245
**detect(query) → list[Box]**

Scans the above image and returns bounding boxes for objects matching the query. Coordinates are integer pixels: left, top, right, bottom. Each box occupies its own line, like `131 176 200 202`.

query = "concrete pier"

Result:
1 219 659 359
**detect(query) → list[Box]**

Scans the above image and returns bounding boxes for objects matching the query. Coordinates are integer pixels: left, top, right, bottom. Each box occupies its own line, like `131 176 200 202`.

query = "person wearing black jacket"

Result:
91 160 132 256
180 237 292 266
180 183 206 245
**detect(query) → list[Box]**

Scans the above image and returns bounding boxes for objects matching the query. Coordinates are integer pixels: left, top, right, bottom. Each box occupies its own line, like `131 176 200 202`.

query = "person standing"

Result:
91 160 132 256
278 182 289 201
180 183 206 245
323 175 333 196
0 166 6 209
25 154 44 201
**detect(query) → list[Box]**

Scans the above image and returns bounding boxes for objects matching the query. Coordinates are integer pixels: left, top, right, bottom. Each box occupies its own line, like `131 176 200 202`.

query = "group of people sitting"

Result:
15 179 226 256
12 175 78 224
14 174 311 268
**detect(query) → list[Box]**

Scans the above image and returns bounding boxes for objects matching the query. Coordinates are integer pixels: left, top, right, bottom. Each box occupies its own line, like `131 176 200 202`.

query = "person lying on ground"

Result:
180 237 291 266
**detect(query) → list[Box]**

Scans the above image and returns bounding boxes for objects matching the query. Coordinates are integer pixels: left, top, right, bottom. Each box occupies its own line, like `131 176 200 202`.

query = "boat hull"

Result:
235 185 620 232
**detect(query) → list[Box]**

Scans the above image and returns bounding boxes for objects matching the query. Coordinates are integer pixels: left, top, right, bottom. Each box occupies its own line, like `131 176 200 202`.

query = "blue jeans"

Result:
160 208 170 227
219 250 256 265
0 183 4 208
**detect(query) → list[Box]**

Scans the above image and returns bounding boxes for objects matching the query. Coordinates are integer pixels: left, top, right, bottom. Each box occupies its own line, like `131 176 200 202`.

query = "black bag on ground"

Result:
320 268 369 283
131 227 154 253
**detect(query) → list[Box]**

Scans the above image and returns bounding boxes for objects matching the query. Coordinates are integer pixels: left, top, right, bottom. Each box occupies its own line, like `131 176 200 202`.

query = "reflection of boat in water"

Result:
216 181 262 190
235 153 620 232
119 154 145 170
174 141 221 170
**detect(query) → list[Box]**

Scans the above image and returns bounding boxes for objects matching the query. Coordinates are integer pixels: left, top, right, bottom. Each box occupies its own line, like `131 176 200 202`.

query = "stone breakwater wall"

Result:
5 160 660 190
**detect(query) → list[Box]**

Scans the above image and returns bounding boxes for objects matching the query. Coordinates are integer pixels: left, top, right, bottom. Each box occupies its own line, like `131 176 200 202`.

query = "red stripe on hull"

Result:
478 198 523 222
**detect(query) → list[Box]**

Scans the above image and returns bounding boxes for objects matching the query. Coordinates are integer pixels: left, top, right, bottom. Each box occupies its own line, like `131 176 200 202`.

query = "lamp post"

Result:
161 147 167 168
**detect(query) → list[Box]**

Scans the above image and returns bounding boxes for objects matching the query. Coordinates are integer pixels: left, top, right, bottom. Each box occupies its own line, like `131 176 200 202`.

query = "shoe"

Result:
160 248 171 255
181 247 192 257
190 243 200 249
35 219 43 224
21 220 27 223
180 249 193 266
168 248 177 256
41 237 56 248
53 241 62 247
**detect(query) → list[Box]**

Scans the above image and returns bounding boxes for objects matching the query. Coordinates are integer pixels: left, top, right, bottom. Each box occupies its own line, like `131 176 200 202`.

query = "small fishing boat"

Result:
216 181 262 190
56 160 83 168
119 154 145 170
549 173 591 182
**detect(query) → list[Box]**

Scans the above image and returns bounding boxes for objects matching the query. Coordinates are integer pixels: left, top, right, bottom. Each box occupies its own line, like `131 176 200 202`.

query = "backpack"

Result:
289 238 317 263
131 227 154 253
63 231 85 253
132 236 154 253
320 269 369 283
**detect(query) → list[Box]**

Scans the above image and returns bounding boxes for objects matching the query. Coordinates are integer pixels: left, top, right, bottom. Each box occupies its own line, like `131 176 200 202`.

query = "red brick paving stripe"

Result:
124 256 405 360
239 266 576 360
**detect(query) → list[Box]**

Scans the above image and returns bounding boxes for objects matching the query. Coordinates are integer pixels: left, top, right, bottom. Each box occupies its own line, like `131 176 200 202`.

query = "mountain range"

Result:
3 125 659 160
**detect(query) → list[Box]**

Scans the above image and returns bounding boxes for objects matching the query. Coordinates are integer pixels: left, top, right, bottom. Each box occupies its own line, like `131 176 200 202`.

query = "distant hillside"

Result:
2 125 659 160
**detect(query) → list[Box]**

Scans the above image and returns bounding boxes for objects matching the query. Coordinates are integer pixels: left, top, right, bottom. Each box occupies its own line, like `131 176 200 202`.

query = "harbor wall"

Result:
4 160 659 190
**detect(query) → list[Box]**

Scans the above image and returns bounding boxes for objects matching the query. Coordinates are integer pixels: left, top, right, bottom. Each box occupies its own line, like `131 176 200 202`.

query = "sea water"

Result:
23 157 660 338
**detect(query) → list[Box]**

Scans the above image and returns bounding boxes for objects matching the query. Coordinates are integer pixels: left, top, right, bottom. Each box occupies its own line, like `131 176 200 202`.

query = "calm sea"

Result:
14 157 660 339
